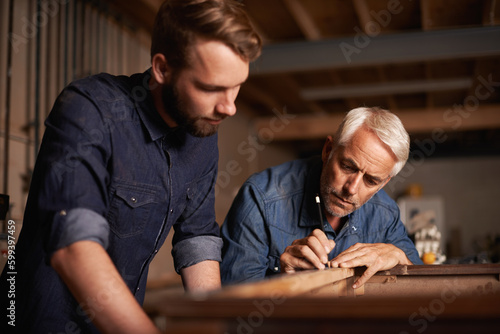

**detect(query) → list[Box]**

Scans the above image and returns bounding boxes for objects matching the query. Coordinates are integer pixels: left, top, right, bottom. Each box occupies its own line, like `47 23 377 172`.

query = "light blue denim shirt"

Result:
221 156 422 285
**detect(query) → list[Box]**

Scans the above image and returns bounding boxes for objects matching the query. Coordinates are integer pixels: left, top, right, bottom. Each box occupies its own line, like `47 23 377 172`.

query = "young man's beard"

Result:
161 83 219 138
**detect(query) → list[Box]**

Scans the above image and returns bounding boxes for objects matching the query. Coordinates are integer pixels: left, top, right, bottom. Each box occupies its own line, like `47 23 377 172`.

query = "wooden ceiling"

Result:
110 0 500 157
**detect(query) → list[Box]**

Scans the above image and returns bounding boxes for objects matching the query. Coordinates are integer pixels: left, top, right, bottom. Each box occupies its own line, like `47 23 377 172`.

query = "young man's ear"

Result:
151 53 172 85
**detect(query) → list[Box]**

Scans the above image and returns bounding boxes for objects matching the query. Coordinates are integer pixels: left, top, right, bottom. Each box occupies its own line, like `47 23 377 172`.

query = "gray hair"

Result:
333 107 410 177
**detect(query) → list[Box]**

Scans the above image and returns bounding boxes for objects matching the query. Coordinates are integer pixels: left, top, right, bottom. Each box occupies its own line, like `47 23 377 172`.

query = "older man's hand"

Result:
329 243 412 288
280 229 336 273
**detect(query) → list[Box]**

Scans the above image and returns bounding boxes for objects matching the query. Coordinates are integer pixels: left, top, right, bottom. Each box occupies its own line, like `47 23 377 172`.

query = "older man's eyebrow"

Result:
367 174 384 184
343 158 358 169
343 158 386 184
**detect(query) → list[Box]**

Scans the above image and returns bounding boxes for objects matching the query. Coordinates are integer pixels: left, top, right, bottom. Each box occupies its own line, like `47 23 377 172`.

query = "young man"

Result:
0 1 261 333
221 107 422 287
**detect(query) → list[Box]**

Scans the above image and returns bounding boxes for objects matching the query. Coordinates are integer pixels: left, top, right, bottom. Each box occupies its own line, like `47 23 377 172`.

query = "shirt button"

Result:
130 197 137 203
60 210 67 216
274 267 279 272
170 209 173 214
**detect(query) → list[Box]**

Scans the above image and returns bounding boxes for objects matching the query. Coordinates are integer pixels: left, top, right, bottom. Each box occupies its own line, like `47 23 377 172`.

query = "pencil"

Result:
315 194 325 232
316 194 331 268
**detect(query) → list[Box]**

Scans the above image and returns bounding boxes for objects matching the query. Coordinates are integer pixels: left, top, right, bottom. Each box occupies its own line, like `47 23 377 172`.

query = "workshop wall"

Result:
0 0 151 222
0 0 151 272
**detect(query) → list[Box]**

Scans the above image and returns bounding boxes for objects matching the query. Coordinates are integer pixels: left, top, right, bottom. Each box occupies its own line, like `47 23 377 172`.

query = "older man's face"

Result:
320 126 397 218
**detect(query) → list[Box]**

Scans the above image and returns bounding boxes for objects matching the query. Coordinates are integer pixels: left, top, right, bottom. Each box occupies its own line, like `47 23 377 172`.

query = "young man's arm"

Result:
180 260 221 292
51 240 161 334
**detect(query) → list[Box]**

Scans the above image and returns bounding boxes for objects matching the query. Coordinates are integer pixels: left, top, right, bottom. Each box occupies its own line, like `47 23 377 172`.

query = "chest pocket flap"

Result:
108 186 158 238
116 187 156 208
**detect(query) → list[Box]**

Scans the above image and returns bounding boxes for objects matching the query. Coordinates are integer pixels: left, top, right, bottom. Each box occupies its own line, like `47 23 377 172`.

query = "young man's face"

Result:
162 39 249 137
320 126 397 218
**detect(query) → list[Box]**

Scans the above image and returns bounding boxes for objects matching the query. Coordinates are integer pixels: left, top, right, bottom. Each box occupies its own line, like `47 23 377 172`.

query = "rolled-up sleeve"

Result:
172 235 223 273
35 84 113 261
46 208 110 259
170 144 221 273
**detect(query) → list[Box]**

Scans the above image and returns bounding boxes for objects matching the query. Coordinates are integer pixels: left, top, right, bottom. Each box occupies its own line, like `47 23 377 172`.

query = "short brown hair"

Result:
151 0 262 69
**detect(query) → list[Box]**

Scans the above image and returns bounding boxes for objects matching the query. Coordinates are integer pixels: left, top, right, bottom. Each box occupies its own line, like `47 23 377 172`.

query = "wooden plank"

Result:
363 274 500 298
308 277 345 297
157 293 500 320
368 264 500 277
211 267 354 299
148 263 500 334
209 264 500 301
352 264 500 298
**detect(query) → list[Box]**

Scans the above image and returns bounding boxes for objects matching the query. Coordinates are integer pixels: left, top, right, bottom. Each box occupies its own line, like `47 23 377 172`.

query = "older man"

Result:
221 107 422 287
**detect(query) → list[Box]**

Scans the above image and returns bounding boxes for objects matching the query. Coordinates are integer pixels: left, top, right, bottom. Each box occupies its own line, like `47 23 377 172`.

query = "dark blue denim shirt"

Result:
221 156 422 285
0 70 222 333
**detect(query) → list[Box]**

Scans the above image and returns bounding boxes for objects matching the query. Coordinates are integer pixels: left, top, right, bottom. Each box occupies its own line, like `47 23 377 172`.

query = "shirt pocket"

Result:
107 184 158 238
181 171 215 220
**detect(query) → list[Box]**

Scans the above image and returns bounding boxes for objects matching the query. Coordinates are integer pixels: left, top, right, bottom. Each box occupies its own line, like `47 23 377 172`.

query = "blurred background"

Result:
1 0 500 279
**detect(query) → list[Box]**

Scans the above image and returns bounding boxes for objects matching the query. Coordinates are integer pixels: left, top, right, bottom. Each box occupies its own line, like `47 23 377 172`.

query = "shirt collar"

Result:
133 69 180 143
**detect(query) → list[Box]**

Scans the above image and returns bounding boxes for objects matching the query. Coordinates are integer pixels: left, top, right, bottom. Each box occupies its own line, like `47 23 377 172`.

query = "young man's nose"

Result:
216 89 238 117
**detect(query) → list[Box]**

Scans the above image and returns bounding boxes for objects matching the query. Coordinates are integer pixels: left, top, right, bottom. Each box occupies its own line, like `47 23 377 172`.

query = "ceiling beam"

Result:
250 27 500 75
102 0 159 34
253 105 500 141
283 0 322 40
300 78 473 100
483 0 500 26
352 0 373 32
420 0 433 31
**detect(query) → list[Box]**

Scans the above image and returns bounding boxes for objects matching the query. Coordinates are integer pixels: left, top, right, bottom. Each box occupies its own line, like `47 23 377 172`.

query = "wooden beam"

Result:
482 0 499 25
101 0 158 34
253 105 500 141
300 78 473 100
352 0 372 32
424 63 434 108
249 26 500 75
376 66 398 110
283 0 322 40
419 0 433 31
